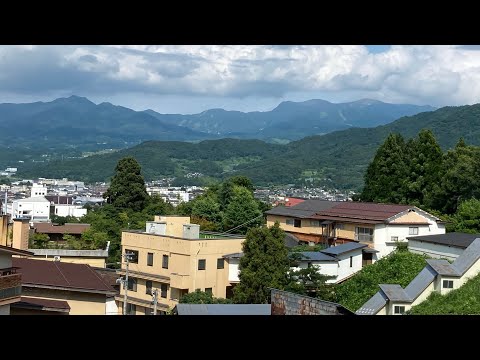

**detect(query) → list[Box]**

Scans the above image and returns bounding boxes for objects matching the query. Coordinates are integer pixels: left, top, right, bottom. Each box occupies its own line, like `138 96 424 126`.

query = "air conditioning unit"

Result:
53 256 61 262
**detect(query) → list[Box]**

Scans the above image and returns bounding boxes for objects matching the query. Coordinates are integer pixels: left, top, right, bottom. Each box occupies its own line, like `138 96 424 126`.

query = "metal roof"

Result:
174 304 271 315
284 233 300 248
316 202 412 222
356 292 388 315
265 200 339 219
451 238 480 275
321 242 367 256
0 245 34 257
379 284 410 302
407 232 480 249
362 247 379 253
404 266 437 301
425 259 459 277
294 252 337 262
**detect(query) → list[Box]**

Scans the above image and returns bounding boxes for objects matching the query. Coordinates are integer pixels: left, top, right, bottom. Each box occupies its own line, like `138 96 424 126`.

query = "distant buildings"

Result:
12 196 50 222
117 216 245 315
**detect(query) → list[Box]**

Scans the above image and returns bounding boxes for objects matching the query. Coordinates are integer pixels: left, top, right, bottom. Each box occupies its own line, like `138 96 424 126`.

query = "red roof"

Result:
13 258 115 294
285 198 306 207
314 202 412 223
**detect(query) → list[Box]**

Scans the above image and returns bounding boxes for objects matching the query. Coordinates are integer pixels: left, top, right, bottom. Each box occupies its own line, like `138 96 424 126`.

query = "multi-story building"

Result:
12 196 50 222
116 216 245 315
0 245 33 315
266 200 446 260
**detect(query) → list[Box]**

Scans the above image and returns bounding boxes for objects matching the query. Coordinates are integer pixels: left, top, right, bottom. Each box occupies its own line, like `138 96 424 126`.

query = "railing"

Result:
355 234 374 242
0 273 22 300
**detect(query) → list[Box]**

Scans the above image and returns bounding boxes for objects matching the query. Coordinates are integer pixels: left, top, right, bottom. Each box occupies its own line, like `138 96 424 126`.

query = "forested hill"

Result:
17 103 480 189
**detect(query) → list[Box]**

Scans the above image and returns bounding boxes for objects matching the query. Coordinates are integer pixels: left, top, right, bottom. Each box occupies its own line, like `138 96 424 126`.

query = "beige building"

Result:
116 216 245 315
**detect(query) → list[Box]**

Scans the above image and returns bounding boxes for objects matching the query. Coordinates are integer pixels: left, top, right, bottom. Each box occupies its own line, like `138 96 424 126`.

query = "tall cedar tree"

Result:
233 222 289 304
360 133 408 203
103 157 149 212
405 129 444 208
222 186 263 234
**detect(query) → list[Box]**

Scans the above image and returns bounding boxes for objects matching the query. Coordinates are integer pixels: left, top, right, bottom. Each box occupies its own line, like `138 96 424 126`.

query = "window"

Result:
127 278 137 292
160 283 167 298
310 220 321 227
125 249 138 264
147 253 154 266
126 303 136 315
217 258 225 269
146 280 152 295
409 227 419 235
205 288 212 294
162 255 169 269
350 256 353 268
355 227 374 241
294 219 301 228
394 306 405 315
336 223 345 230
391 236 399 241
198 259 206 270
443 280 454 289
286 218 294 226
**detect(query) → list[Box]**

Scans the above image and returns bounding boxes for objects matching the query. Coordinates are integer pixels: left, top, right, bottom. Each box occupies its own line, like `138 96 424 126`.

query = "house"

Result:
356 238 480 315
45 195 87 218
172 304 271 315
265 200 446 261
292 242 370 283
93 267 120 315
270 288 354 315
32 222 91 242
116 216 245 315
407 232 480 261
30 183 47 198
12 196 50 222
10 258 116 315
0 245 33 315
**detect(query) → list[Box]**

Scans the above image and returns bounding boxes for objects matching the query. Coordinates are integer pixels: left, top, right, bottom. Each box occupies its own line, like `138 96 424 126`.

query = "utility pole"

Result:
121 253 131 315
152 288 158 315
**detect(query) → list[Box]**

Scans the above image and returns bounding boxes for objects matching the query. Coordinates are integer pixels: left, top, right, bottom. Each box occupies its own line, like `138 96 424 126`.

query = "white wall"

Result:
30 183 47 197
0 253 12 269
54 205 87 218
0 304 10 315
228 259 240 282
12 198 50 222
294 261 339 283
105 296 118 315
408 240 464 261
336 250 363 282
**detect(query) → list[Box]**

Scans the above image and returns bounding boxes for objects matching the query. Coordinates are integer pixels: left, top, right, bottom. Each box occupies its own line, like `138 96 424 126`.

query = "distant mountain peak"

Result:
52 95 95 106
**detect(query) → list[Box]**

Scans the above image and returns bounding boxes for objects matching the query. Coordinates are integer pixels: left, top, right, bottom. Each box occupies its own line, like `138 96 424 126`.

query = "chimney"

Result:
12 219 30 250
183 224 200 239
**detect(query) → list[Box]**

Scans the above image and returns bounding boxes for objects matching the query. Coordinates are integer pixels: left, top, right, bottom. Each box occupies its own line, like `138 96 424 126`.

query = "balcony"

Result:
0 269 22 302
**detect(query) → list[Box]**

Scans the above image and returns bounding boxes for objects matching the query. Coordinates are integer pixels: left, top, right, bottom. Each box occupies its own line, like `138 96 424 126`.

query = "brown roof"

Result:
13 296 70 312
314 202 412 223
13 258 115 294
93 267 120 291
0 244 34 257
33 222 90 235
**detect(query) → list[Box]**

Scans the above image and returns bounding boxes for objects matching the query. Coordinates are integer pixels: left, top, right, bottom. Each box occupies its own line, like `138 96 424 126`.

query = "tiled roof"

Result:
321 242 367 256
0 245 33 257
408 232 480 249
33 222 90 235
315 202 412 222
293 252 337 262
265 200 339 218
13 296 70 312
13 258 115 294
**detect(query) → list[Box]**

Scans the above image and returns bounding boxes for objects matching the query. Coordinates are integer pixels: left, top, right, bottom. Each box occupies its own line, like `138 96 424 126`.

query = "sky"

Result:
1 45 480 114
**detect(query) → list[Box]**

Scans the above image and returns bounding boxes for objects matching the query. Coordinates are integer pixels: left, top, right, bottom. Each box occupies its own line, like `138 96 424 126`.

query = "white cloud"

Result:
0 45 480 110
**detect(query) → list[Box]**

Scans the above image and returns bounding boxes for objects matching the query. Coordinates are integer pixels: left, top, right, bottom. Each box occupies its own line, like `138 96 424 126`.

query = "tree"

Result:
51 215 79 225
233 222 289 304
285 265 336 301
81 229 109 249
179 289 231 304
143 195 174 217
452 198 480 234
103 157 149 212
219 176 254 210
31 233 50 249
222 186 263 234
360 133 409 204
191 195 222 226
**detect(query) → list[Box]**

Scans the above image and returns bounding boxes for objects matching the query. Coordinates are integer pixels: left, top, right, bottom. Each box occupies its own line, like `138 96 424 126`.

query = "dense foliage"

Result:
179 289 231 304
334 250 428 312
409 273 480 314
360 131 480 214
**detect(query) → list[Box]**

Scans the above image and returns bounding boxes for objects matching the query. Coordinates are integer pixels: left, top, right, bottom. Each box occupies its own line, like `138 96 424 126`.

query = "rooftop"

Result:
315 202 412 223
265 199 339 219
407 232 480 249
0 245 34 257
12 296 70 313
293 251 337 262
174 304 271 315
321 242 368 256
29 249 108 258
33 222 91 235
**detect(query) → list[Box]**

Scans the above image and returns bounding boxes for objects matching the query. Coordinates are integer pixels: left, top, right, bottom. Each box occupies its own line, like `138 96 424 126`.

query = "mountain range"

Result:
0 96 434 150
16 103 480 190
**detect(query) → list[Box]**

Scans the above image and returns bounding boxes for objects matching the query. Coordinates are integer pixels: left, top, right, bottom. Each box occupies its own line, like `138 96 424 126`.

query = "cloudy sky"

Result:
1 45 479 114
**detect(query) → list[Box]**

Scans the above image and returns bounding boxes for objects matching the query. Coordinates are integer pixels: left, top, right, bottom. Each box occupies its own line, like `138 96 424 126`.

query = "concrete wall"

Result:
408 240 464 260
105 296 118 315
266 215 324 236
12 219 29 250
54 205 87 218
30 255 106 268
0 253 12 269
458 257 480 287
0 215 8 246
154 216 191 237
12 199 50 222
270 289 351 315
411 281 435 306
336 250 363 282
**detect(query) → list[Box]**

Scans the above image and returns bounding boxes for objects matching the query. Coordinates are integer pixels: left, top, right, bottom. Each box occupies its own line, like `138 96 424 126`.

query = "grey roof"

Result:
451 238 480 275
404 266 437 301
379 284 410 302
356 292 388 315
29 249 108 258
321 242 368 256
265 200 339 219
294 251 337 262
174 304 271 315
362 247 379 253
407 232 480 249
284 233 300 248
426 259 459 277
223 252 244 259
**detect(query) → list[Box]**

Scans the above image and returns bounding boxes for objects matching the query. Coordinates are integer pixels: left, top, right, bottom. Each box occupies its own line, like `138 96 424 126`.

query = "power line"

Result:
220 214 264 234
